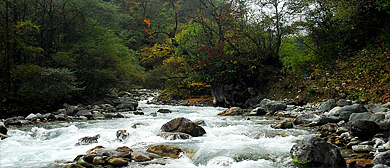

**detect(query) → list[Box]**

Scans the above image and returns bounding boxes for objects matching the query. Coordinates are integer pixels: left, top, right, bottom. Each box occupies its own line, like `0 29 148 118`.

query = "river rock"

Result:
194 120 206 126
218 107 243 116
0 122 7 135
161 117 206 137
373 164 390 168
0 133 7 140
76 110 92 118
257 99 287 114
336 99 352 107
327 107 343 116
366 104 389 113
115 98 138 111
133 111 144 115
43 113 56 120
75 134 100 146
157 132 192 140
272 119 293 129
352 145 373 153
157 109 172 113
25 113 38 121
147 144 195 158
290 137 346 168
249 107 267 115
108 158 129 167
339 104 368 121
373 150 390 166
349 112 385 124
294 114 320 125
66 105 79 115
132 153 152 162
312 115 342 126
319 99 336 112
350 120 379 140
116 130 129 141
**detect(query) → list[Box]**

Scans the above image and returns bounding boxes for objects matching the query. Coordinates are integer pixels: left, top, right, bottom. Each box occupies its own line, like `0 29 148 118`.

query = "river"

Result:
0 98 314 168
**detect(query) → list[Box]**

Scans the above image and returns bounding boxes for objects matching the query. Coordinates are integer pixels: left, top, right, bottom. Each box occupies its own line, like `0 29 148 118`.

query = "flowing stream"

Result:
0 99 315 168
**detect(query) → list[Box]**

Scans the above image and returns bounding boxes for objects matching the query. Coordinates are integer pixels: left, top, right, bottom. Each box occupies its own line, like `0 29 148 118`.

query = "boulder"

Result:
66 105 79 115
271 119 293 129
147 144 195 159
25 113 38 121
75 134 100 146
339 104 368 121
43 113 56 120
194 120 206 126
161 117 206 137
249 107 267 116
350 120 379 140
349 112 385 124
133 111 144 115
157 132 192 140
312 115 342 126
366 104 389 113
319 99 336 112
352 145 373 153
373 164 390 168
218 107 243 116
115 98 138 111
336 99 352 107
373 151 390 166
290 137 346 168
132 153 152 162
116 130 129 142
157 109 172 113
76 110 92 118
258 99 287 114
116 146 133 153
0 122 7 135
294 114 320 125
327 107 343 116
108 158 129 167
0 133 7 140
5 117 23 126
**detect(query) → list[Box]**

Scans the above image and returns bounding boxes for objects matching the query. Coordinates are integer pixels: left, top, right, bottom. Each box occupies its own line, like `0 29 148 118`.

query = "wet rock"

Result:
373 164 390 168
347 159 373 168
55 113 67 121
271 119 293 129
352 145 373 153
194 120 206 126
257 99 287 114
313 115 342 126
350 120 379 140
116 146 133 153
0 133 7 140
115 99 138 111
294 114 319 125
92 156 105 165
249 107 267 116
108 158 128 167
157 132 192 140
290 137 346 168
150 112 157 117
327 107 343 116
0 122 7 135
43 113 56 120
75 134 100 146
319 99 336 112
116 130 129 142
132 153 152 162
133 111 144 115
339 104 368 121
147 144 195 159
76 110 92 118
336 99 352 107
86 146 105 154
157 109 172 113
349 112 385 124
161 117 206 137
4 117 23 126
66 105 79 115
373 151 390 166
25 113 38 121
218 107 243 116
366 104 389 113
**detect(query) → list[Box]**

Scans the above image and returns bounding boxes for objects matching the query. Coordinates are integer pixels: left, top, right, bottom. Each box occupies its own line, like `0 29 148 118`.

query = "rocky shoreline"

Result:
219 98 390 168
1 90 390 168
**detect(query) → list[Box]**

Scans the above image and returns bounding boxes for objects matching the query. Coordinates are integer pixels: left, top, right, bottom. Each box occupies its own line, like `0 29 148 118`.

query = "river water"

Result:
0 99 314 168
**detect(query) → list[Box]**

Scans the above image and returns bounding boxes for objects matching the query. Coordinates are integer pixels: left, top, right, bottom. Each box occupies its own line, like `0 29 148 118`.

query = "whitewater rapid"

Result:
0 99 314 168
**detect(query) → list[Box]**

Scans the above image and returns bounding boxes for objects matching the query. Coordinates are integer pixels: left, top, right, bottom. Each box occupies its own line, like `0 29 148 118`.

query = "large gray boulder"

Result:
350 120 379 140
115 99 138 111
161 117 206 137
4 117 23 126
373 151 390 166
349 112 385 124
366 104 389 113
257 99 287 115
294 114 320 125
0 122 7 135
76 110 93 118
336 99 352 107
290 137 346 168
25 113 38 121
339 104 368 121
319 99 336 112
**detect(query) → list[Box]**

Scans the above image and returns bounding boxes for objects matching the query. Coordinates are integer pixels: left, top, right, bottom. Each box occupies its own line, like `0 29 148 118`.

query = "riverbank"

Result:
1 90 390 167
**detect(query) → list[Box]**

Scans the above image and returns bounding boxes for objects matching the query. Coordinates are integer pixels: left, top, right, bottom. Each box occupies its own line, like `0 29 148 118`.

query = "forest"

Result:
0 0 389 118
